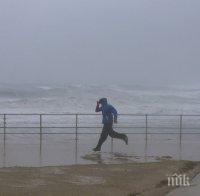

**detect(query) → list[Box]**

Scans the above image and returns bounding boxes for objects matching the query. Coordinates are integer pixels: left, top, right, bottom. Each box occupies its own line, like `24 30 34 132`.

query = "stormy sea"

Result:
0 83 200 114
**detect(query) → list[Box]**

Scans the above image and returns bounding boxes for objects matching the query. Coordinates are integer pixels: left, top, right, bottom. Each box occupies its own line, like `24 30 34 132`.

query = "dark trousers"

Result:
96 123 126 149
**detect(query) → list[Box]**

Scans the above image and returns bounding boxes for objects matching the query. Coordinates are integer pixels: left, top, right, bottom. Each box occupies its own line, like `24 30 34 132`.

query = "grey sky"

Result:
0 0 199 85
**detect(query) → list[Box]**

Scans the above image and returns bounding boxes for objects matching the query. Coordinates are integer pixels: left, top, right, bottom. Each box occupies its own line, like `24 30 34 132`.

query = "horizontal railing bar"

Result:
0 127 143 129
70 132 187 134
0 133 75 134
0 127 77 129
0 132 200 135
0 113 100 116
0 126 181 129
1 126 200 130
0 113 200 116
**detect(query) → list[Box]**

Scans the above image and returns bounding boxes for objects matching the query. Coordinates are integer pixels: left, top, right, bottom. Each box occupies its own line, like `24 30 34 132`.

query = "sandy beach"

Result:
0 160 199 196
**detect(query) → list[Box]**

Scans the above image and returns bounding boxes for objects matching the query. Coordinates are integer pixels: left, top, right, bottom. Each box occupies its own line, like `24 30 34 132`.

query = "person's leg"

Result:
93 124 109 151
108 124 128 145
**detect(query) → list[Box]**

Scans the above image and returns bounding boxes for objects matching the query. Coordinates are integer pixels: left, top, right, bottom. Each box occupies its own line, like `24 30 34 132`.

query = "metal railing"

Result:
1 113 200 165
1 113 200 137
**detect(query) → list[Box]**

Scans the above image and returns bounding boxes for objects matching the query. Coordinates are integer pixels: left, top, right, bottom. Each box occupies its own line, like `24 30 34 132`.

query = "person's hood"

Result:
99 98 108 106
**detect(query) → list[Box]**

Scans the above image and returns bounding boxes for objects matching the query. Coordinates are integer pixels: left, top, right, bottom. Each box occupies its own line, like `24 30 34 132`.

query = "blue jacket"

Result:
95 98 118 124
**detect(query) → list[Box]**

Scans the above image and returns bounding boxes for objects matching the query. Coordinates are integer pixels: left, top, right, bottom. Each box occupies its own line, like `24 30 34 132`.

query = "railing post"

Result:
145 114 148 141
74 114 78 164
3 114 6 135
39 114 43 161
3 114 6 164
75 114 78 141
179 115 182 144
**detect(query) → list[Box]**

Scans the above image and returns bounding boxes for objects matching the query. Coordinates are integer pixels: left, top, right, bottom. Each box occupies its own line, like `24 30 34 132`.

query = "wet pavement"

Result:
0 131 200 167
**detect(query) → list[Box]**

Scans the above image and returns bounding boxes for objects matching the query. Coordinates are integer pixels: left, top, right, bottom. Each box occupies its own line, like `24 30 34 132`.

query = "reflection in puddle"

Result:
1 133 200 167
82 153 104 164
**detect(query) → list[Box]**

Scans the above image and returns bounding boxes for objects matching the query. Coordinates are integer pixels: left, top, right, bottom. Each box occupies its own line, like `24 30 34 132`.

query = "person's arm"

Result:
110 106 118 123
95 101 102 112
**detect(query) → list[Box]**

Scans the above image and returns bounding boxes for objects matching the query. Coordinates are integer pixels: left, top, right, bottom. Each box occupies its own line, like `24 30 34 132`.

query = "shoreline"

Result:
0 160 200 196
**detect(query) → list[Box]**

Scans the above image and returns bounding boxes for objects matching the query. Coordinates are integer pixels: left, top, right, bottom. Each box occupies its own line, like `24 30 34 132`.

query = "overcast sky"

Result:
0 0 199 86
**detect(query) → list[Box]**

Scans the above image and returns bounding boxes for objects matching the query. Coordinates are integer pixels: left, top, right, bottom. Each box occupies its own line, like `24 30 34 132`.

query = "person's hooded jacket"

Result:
95 98 118 124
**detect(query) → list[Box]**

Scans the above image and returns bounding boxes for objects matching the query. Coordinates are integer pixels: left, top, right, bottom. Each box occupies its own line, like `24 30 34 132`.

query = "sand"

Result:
0 159 199 196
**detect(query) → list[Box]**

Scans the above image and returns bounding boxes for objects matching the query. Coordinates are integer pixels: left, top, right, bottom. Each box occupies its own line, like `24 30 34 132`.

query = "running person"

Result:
93 98 128 151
